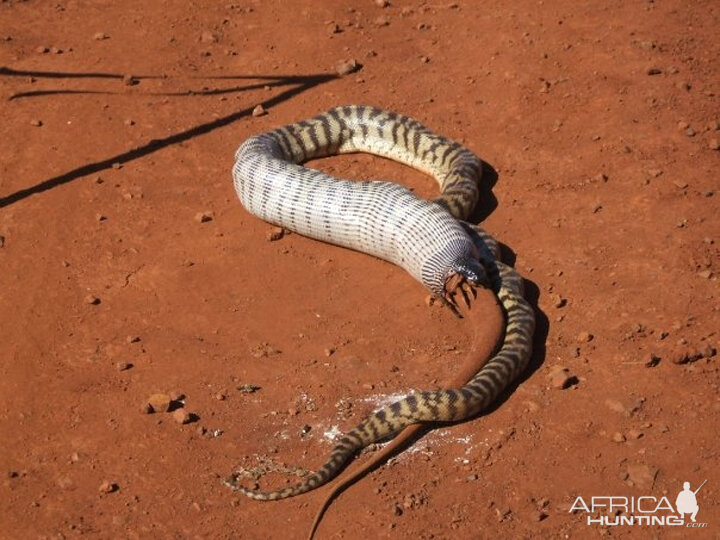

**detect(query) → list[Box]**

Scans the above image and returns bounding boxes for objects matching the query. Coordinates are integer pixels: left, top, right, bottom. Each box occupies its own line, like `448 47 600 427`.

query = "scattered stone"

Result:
626 464 658 490
577 331 593 343
172 408 192 424
98 480 118 494
697 269 713 279
677 121 689 130
673 180 688 189
200 31 218 43
336 58 362 76
552 294 567 308
115 361 131 371
93 32 109 40
324 347 335 357
676 81 691 91
84 294 100 305
0 235 4 248
605 398 627 415
374 15 391 26
35 46 49 54
126 335 141 344
700 344 717 359
708 138 719 151
375 0 390 6
645 354 661 367
196 425 207 436
672 348 704 365
548 366 578 389
50 46 63 54
122 74 138 86
146 393 172 413
124 119 135 126
627 429 644 440
29 119 42 127
646 67 662 75
685 127 696 137
425 295 437 307
96 213 107 222
533 510 548 522
611 432 626 443
195 211 214 223
237 384 260 394
139 402 153 414
111 162 122 169
266 227 284 241
646 168 663 178
215 392 226 401
393 503 403 516
250 342 281 358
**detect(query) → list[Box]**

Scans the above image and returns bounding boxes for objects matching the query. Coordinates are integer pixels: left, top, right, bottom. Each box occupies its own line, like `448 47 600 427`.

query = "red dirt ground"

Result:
1 1 718 538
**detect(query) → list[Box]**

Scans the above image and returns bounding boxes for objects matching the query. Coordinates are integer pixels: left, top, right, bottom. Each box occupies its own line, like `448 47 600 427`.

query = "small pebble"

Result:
420 55 430 63
146 393 172 413
685 127 696 137
627 429 644 440
93 32 109 40
324 347 335 357
126 335 141 344
0 235 5 248
115 361 131 371
122 74 138 86
533 511 548 522
29 119 43 127
266 227 284 241
139 402 153 414
374 16 390 26
577 331 593 343
84 294 100 305
172 408 192 424
697 270 712 279
612 432 626 443
336 58 361 76
195 211 214 223
677 121 689 130
96 213 107 222
35 46 49 54
375 0 390 6
708 138 719 151
98 480 118 494
252 104 267 117
200 31 217 43
646 67 662 75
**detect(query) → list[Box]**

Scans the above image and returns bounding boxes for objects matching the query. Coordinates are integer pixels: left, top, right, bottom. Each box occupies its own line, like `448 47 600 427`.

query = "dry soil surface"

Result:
1 1 719 539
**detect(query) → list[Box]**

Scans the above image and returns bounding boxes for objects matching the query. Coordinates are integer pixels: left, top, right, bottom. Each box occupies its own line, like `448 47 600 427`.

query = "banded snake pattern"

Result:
228 105 535 526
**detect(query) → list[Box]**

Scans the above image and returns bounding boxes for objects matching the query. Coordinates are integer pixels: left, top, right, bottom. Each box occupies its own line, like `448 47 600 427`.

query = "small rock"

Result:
375 0 390 6
685 127 696 137
374 15 390 26
393 504 403 516
645 354 661 367
612 432 626 443
200 31 218 43
626 464 658 490
50 46 63 54
115 361 131 371
335 58 362 76
98 480 118 494
93 32 109 40
324 347 335 357
646 67 662 75
266 227 284 241
672 348 704 365
172 408 192 424
425 295 437 307
605 399 627 415
420 55 430 64
252 104 267 117
708 138 719 151
697 269 713 279
677 121 689 130
139 402 153 414
195 211 214 223
147 393 172 413
552 294 567 308
35 46 49 54
328 23 342 34
577 331 593 343
29 119 43 127
550 370 578 390
84 294 100 305
237 384 260 394
126 335 141 344
111 162 122 169
96 213 107 222
215 392 226 401
673 180 689 189
533 510 548 522
124 119 135 126
122 74 138 86
646 168 663 178
0 235 4 248
627 429 644 440
169 390 185 401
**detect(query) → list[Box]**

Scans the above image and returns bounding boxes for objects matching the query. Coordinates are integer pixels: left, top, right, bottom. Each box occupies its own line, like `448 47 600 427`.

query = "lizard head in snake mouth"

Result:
439 257 490 317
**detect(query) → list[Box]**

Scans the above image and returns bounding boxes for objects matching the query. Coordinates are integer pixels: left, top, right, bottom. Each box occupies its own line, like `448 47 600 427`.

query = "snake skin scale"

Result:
229 105 535 500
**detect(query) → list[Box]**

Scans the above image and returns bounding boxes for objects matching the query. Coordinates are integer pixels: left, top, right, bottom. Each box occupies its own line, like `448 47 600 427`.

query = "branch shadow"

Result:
0 72 338 208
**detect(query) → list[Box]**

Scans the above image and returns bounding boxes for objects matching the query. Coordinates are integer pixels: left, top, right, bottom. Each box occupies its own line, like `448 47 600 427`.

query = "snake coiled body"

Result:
229 105 535 501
